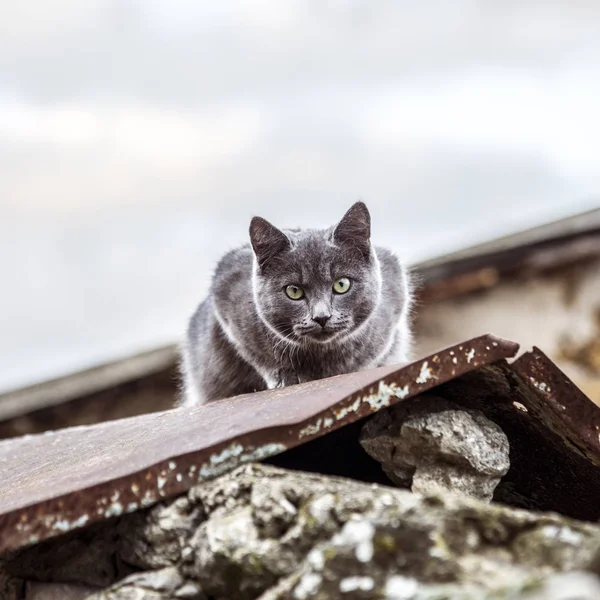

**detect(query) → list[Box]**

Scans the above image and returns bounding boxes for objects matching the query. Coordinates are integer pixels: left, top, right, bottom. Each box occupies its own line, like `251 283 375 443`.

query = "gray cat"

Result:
180 202 413 406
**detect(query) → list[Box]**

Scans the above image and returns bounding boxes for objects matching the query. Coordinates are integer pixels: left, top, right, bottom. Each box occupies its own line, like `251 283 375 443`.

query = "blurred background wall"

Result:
1 0 599 393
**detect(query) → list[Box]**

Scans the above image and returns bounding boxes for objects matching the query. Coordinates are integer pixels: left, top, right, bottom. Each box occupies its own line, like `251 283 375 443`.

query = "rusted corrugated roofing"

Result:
0 336 517 553
1 334 599 556
511 348 600 459
427 347 600 521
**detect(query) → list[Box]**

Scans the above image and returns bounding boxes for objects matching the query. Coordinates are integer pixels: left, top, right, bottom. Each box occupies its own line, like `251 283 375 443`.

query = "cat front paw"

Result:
280 371 301 387
264 370 300 389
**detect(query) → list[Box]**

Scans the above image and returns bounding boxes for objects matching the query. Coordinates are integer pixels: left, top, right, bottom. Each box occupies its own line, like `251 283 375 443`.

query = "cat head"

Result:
249 202 381 344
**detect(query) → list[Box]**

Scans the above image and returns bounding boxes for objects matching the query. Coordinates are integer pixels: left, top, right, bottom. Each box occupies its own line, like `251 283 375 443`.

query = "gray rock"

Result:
124 465 600 599
86 567 203 600
117 497 205 570
360 394 510 501
521 572 600 599
3 465 599 600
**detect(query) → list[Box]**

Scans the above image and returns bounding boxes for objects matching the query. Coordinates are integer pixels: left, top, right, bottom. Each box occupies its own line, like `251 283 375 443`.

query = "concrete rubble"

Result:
2 463 600 600
359 395 511 502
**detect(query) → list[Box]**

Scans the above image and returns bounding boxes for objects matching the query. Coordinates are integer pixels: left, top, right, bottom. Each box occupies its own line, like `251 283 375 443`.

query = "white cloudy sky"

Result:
1 0 599 391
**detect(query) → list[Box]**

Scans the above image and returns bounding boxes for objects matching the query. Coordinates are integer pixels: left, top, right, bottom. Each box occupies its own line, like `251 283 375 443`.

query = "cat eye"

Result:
285 285 305 300
333 277 351 294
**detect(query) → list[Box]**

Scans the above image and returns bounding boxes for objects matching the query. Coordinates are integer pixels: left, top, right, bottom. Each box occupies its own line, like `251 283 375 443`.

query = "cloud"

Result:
360 67 600 184
0 99 262 212
2 2 599 106
1 1 600 389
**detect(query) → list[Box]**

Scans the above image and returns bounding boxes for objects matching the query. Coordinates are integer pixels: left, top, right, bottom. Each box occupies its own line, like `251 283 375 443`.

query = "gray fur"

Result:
180 202 413 405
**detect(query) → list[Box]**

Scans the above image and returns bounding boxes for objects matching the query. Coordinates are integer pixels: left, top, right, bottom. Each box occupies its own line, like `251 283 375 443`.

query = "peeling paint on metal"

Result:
395 385 410 399
240 443 287 463
331 380 411 426
299 418 323 439
416 361 432 384
364 380 410 411
141 492 155 507
362 382 393 412
197 442 287 480
334 397 362 421
53 514 89 532
198 442 245 479
104 502 123 518
210 443 244 466
530 377 552 393
0 335 524 555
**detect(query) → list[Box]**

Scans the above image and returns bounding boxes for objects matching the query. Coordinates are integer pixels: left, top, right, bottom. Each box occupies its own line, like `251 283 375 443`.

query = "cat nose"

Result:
312 315 330 328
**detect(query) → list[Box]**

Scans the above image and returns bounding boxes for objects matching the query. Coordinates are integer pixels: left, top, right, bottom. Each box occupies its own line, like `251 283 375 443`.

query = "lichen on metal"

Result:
240 443 288 462
194 441 287 480
299 419 324 439
295 337 515 451
0 335 520 554
416 361 432 384
331 380 407 421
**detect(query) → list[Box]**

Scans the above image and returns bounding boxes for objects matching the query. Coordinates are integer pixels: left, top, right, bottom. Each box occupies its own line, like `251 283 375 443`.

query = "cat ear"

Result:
333 201 371 259
250 216 291 271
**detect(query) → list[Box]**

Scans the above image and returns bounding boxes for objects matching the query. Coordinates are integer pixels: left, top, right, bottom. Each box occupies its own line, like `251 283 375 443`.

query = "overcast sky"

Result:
1 1 599 391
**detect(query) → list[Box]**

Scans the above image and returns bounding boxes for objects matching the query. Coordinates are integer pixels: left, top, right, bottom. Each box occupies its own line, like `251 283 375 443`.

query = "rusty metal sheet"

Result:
428 349 600 521
266 347 600 522
0 335 517 554
511 347 600 462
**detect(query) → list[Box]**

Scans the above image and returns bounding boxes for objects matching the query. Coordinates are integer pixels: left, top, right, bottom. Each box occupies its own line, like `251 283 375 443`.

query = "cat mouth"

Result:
297 327 340 342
